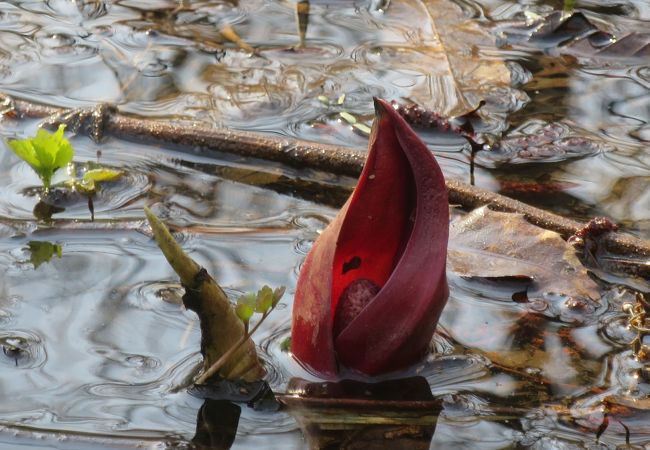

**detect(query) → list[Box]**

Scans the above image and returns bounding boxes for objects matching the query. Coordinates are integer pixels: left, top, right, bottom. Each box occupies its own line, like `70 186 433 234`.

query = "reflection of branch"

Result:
4 94 650 267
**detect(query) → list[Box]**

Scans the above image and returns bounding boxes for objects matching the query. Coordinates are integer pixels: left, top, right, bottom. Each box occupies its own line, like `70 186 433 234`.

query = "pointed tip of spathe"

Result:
372 97 393 117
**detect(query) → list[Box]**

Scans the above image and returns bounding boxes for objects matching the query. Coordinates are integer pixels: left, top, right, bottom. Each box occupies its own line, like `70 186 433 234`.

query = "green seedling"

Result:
7 125 73 191
7 126 123 220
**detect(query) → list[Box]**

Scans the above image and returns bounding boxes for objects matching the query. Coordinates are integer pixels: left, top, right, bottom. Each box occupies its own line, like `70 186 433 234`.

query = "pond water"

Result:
0 0 648 449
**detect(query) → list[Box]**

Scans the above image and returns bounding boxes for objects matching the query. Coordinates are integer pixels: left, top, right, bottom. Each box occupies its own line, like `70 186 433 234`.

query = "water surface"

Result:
0 0 648 448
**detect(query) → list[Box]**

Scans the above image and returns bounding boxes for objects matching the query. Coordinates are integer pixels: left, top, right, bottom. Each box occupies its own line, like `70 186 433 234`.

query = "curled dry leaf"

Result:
448 206 601 308
144 207 265 382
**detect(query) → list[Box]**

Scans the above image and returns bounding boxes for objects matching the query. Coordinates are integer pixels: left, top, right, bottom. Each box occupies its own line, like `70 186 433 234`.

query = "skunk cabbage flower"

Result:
291 98 449 378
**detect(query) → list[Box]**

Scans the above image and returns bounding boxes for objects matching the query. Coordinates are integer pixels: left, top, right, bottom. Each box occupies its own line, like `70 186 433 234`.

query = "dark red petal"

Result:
291 202 346 377
334 98 449 375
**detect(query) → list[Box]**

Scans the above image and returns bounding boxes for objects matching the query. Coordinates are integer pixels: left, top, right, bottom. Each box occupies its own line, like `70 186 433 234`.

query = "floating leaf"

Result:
448 207 600 308
27 241 62 269
82 168 123 183
69 167 124 193
7 125 73 189
339 112 357 125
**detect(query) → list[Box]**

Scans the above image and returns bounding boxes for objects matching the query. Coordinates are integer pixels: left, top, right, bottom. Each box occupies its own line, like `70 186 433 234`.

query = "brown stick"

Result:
5 95 650 261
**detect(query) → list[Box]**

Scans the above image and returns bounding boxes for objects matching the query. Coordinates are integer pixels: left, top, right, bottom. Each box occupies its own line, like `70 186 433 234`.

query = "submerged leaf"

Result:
82 168 123 183
403 0 512 117
448 207 600 307
27 241 63 268
476 121 608 166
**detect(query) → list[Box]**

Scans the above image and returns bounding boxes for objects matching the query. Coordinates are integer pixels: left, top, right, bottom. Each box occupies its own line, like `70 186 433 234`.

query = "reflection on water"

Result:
0 0 647 448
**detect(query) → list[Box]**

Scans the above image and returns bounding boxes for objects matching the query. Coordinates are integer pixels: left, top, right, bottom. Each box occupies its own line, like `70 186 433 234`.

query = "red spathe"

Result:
291 98 449 378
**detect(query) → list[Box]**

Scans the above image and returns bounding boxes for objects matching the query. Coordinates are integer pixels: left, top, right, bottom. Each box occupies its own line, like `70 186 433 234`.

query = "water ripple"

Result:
0 330 47 370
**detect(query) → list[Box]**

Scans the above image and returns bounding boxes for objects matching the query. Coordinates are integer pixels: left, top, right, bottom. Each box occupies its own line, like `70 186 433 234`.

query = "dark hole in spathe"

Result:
342 255 361 274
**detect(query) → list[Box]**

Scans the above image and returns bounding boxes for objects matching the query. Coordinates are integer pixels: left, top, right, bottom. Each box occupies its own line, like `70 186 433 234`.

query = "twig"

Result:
4 94 650 265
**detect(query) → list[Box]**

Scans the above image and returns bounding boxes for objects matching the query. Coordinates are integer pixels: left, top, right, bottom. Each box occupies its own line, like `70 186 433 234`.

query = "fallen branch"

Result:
3 94 649 267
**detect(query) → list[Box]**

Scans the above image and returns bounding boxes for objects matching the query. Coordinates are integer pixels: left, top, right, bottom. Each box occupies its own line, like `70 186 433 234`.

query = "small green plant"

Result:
196 284 285 384
7 125 73 191
7 126 122 194
235 285 286 333
7 126 123 220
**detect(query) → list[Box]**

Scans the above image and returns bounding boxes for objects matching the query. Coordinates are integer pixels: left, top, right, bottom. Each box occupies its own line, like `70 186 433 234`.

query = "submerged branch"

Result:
5 95 650 270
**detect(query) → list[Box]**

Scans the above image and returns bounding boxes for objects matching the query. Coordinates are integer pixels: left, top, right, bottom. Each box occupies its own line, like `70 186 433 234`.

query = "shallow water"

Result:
0 0 648 448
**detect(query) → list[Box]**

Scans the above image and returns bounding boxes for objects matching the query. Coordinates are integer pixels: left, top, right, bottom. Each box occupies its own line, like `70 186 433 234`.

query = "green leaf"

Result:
62 168 124 194
82 168 123 183
255 285 274 313
280 336 291 352
339 111 357 124
27 241 62 269
7 139 41 169
272 286 286 306
51 125 73 168
6 125 74 189
352 123 372 135
236 293 257 323
235 302 254 323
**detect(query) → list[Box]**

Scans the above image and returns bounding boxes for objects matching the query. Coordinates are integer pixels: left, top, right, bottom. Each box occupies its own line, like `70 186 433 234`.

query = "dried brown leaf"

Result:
448 207 601 306
402 0 512 117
